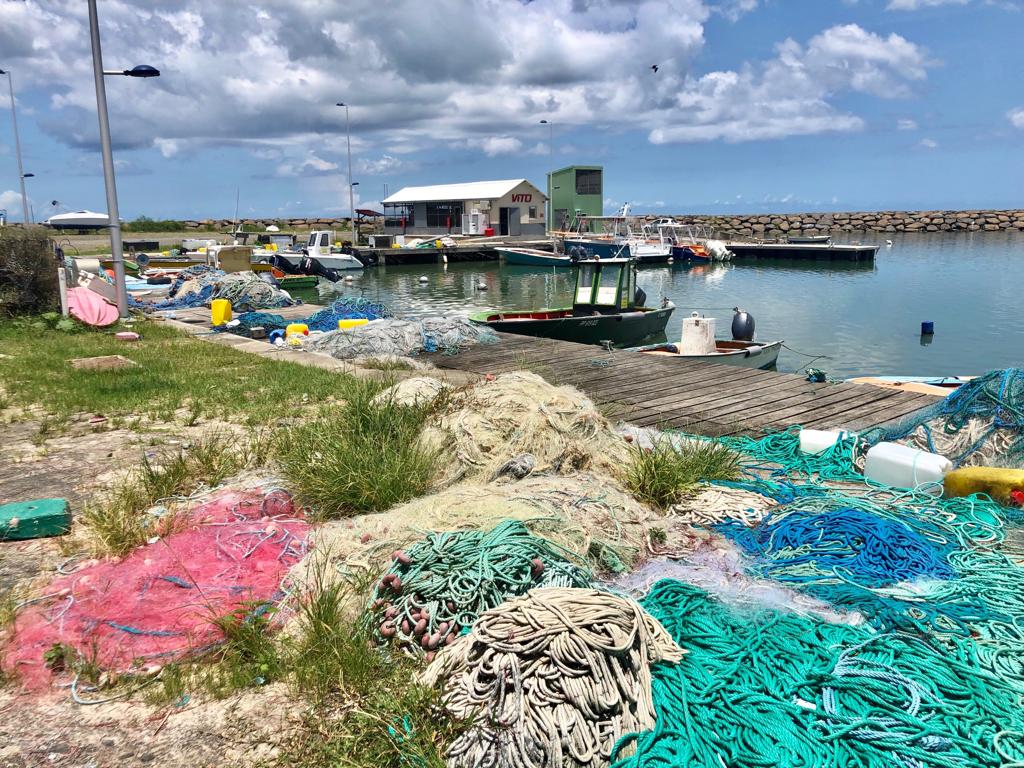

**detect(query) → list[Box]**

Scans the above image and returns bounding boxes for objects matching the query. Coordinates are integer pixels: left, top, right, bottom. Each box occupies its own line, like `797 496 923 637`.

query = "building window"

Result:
425 201 464 229
528 206 538 219
575 169 602 196
384 203 414 228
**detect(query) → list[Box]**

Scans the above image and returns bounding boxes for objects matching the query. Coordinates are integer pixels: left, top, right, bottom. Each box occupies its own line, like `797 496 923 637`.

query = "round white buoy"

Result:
476 281 487 291
886 239 893 246
419 275 429 283
344 275 354 282
667 257 675 264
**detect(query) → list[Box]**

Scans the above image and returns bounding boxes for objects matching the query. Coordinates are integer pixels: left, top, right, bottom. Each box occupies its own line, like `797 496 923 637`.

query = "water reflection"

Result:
292 231 1024 378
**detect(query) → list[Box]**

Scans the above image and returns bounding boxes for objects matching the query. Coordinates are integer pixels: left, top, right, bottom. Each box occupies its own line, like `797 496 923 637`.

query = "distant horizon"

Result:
2 1 1022 223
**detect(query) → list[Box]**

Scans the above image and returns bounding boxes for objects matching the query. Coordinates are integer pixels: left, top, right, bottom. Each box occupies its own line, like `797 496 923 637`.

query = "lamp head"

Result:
125 65 160 78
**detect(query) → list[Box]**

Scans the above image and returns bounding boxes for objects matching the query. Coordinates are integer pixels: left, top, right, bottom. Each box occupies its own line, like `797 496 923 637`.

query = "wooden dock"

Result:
155 303 933 437
427 334 935 437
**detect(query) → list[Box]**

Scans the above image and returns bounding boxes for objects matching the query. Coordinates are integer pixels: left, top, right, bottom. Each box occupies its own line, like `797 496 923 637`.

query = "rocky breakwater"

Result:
674 209 1024 238
181 217 352 231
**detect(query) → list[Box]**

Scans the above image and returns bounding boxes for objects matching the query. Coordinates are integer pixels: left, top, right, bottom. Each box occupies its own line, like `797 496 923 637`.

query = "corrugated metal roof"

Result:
381 179 541 204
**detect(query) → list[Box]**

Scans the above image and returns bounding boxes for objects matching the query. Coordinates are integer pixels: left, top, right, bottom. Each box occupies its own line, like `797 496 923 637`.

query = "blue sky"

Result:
0 0 1022 223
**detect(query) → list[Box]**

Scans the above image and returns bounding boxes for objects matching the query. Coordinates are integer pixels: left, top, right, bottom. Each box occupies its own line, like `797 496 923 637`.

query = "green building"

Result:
547 165 603 232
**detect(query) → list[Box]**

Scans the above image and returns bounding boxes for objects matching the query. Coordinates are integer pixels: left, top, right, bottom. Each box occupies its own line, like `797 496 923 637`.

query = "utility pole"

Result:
0 69 29 225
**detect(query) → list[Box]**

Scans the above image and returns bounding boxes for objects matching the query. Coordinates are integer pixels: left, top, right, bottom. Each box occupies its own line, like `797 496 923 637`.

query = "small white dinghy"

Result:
628 310 783 370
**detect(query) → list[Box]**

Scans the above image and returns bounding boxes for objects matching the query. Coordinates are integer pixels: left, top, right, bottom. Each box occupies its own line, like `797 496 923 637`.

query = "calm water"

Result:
293 231 1024 379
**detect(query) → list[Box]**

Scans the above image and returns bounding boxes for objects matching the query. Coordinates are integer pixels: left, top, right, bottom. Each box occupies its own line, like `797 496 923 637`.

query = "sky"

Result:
0 0 1021 222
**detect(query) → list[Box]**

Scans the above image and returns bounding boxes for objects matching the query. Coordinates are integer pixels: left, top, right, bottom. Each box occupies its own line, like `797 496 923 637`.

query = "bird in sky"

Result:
651 64 659 73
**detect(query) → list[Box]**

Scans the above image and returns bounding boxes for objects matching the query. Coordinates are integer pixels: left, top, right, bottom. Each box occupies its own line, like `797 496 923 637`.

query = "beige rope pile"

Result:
900 417 1018 467
668 483 775 527
420 587 683 768
421 371 629 484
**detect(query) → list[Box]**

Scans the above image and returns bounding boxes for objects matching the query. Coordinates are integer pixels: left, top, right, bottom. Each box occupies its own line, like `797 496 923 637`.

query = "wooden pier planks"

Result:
428 333 932 436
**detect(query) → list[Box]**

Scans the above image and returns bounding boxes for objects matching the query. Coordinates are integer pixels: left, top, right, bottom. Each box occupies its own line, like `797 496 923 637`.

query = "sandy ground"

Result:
0 683 295 768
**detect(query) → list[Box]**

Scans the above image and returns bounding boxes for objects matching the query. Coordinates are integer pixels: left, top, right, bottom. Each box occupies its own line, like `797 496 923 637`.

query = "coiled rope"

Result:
422 587 684 768
370 521 591 656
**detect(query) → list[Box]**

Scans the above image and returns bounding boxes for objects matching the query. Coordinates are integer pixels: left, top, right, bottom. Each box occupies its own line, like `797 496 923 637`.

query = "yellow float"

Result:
943 466 1024 505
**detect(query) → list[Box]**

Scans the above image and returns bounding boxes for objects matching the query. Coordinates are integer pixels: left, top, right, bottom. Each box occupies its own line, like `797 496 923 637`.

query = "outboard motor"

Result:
269 254 302 275
731 307 755 341
634 286 647 308
300 256 342 283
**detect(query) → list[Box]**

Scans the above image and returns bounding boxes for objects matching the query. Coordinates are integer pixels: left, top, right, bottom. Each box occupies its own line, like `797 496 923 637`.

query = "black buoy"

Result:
731 307 755 341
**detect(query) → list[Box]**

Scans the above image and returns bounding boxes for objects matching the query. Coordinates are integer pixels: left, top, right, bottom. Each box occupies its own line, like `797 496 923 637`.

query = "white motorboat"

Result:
276 230 363 270
634 338 783 369
44 210 110 229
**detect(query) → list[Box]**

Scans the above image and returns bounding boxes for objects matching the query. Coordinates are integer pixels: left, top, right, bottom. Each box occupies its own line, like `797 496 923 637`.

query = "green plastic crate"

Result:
0 498 72 541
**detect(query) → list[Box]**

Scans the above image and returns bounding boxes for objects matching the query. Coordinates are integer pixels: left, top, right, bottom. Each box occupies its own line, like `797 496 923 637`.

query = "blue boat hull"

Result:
671 244 710 263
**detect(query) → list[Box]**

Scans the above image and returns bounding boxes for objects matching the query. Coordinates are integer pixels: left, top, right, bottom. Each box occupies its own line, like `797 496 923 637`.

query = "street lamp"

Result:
335 102 358 247
88 0 160 318
540 120 554 232
0 68 30 225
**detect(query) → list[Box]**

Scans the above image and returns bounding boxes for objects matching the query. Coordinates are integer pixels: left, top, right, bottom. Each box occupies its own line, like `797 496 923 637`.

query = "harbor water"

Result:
294 231 1024 379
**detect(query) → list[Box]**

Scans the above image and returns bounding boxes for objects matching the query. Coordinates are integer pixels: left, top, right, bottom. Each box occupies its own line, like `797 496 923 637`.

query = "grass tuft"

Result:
79 430 272 556
276 559 461 768
623 437 740 509
276 379 439 520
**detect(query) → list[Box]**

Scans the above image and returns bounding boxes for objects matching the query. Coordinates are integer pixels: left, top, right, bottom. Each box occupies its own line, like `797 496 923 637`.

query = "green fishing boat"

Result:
469 257 674 346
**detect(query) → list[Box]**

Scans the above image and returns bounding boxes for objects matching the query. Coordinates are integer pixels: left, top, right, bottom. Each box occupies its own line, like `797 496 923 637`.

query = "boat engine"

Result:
300 256 342 283
731 307 755 341
269 254 302 275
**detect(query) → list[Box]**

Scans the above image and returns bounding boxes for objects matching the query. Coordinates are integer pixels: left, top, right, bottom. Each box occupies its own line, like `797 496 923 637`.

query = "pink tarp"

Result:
67 286 119 327
3 489 309 689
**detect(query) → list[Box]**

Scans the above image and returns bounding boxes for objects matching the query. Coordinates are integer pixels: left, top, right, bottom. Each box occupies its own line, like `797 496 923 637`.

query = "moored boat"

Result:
633 338 783 369
627 309 781 369
499 247 574 267
470 256 674 346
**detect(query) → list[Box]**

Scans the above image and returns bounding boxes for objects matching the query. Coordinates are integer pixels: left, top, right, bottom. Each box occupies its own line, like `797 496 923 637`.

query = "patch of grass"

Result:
623 437 740 509
79 430 272 556
276 379 439 519
276 562 461 768
0 318 350 422
358 357 415 372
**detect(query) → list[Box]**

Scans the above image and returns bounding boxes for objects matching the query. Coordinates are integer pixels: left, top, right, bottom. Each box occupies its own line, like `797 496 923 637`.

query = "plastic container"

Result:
338 318 369 331
680 313 716 355
285 323 309 337
863 442 952 492
211 299 232 326
799 429 847 455
943 466 1024 505
484 227 495 237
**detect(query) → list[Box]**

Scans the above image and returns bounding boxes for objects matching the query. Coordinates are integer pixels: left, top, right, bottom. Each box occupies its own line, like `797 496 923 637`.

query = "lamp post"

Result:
539 119 554 232
0 69 30 225
335 102 358 247
88 0 159 318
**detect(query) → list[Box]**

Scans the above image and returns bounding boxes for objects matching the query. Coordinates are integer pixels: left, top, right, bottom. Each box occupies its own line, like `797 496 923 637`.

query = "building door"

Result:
507 208 521 236
499 207 510 236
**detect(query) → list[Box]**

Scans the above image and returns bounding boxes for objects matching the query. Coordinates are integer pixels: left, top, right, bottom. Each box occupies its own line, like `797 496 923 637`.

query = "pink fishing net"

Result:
3 488 309 690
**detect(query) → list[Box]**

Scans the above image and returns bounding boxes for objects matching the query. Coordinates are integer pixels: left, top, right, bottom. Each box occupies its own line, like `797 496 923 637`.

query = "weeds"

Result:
79 430 272 556
276 559 461 768
277 379 439 519
623 437 740 509
358 357 415 372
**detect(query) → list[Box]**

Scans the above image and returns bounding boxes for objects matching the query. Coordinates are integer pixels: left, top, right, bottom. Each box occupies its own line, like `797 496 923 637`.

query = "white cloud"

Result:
888 0 968 8
471 136 524 156
716 0 759 21
0 190 29 220
651 24 930 143
897 118 918 130
918 137 939 148
1008 107 1024 128
0 0 937 180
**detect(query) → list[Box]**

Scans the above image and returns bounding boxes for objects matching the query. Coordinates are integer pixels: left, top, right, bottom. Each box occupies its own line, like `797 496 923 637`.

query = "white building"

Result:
381 179 547 237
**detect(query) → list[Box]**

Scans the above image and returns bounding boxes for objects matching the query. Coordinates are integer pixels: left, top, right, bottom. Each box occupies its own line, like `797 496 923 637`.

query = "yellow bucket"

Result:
286 323 309 337
211 299 232 326
338 318 369 330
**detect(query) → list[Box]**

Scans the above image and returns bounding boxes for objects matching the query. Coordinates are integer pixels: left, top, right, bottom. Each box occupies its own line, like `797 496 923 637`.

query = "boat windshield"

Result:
575 263 596 303
596 265 621 305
